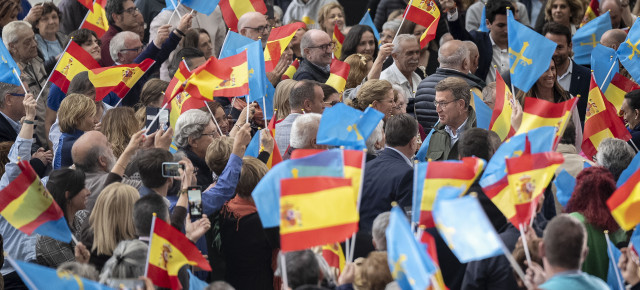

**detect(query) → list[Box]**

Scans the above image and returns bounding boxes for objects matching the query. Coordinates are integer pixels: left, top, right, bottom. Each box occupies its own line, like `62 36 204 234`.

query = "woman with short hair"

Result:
54 93 96 169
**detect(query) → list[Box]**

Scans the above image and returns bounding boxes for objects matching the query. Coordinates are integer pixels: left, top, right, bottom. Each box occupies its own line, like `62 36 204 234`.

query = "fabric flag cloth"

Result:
359 10 380 42
165 61 192 104
618 152 640 187
263 80 276 120
419 231 448 290
184 53 246 99
219 0 267 32
325 58 350 93
582 75 631 160
592 44 618 91
146 215 211 289
6 257 111 290
245 128 282 169
0 40 21 86
607 166 640 230
516 97 578 141
617 18 640 82
282 58 300 80
180 0 220 15
322 243 346 274
473 91 491 130
415 157 486 228
169 91 204 129
252 149 344 228
553 169 576 207
490 71 516 140
50 41 101 93
572 11 611 65
279 176 358 252
80 0 109 38
415 125 437 162
264 22 305 72
433 195 504 262
332 23 345 60
604 72 640 112
606 239 624 290
88 58 154 101
580 0 600 27
403 0 440 34
507 10 557 92
418 0 440 49
479 5 489 32
316 103 384 150
386 206 438 289
77 0 93 11
188 269 209 290
0 161 72 242
219 31 254 59
630 224 640 253
236 40 266 104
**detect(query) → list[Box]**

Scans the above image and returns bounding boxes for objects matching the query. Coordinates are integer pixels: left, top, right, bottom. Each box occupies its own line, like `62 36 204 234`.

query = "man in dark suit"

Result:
359 113 417 234
542 22 590 126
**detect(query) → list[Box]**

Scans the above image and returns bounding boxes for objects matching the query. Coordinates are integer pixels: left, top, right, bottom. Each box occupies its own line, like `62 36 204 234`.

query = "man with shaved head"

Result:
293 29 333 82
601 29 627 50
601 0 625 28
238 11 270 48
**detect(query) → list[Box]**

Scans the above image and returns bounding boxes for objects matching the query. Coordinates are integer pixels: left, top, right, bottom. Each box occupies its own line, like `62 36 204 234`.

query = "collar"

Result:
389 63 412 85
0 111 20 133
308 59 330 73
444 117 468 136
385 146 413 167
557 59 573 80
489 34 506 51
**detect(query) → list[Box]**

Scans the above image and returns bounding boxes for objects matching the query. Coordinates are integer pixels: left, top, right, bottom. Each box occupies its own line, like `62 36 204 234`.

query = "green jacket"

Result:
425 108 477 161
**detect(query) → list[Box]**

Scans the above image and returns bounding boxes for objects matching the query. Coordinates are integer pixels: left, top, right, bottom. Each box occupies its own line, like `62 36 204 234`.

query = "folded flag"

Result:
592 44 618 91
219 0 267 32
418 0 440 49
146 215 211 289
333 23 345 60
387 206 438 289
279 176 358 251
180 0 220 16
608 164 640 230
0 40 21 86
326 58 350 93
219 31 254 59
264 22 305 72
0 161 72 242
317 103 384 150
473 91 491 130
573 11 611 65
6 256 111 289
359 10 380 42
580 0 600 27
618 152 640 187
582 75 631 160
50 41 101 93
165 60 192 104
282 58 299 80
322 243 346 274
516 97 578 142
490 71 516 140
88 58 155 101
433 195 504 262
169 91 205 129
606 238 624 290
617 17 640 82
80 0 109 38
507 10 557 92
604 72 640 112
553 169 576 207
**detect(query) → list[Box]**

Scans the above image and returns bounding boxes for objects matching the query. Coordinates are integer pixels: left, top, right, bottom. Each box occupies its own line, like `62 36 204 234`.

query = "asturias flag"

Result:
0 39 21 86
7 257 111 289
617 17 640 82
573 11 611 65
316 103 384 150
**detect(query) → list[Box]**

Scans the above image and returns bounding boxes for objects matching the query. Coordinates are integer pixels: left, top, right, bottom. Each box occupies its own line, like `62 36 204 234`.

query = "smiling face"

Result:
545 33 571 69
536 59 557 91
551 0 571 24
322 7 344 31
356 31 376 58
372 89 397 120
621 98 640 129
435 89 465 127
81 35 102 61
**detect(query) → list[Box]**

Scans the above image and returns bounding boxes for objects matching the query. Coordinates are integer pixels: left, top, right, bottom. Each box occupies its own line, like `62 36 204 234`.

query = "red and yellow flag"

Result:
88 58 155 101
279 176 358 252
582 75 631 160
50 41 101 93
264 22 305 72
420 231 447 290
219 0 268 32
604 72 640 112
516 96 578 142
169 91 205 129
80 0 109 38
489 71 516 141
78 0 94 10
321 243 346 274
608 167 640 230
184 53 249 100
418 157 485 228
282 58 300 80
332 23 345 60
580 0 600 27
418 1 440 49
147 215 211 289
325 58 350 93
164 61 192 105
404 0 440 34
265 117 283 168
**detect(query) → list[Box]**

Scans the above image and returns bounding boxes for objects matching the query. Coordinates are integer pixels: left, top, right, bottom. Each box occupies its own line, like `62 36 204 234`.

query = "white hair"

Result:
365 120 385 153
274 5 283 20
2 21 32 48
595 138 635 180
372 211 390 251
290 113 321 149
438 43 469 69
174 109 211 148
382 20 401 34
391 34 418 54
109 31 139 64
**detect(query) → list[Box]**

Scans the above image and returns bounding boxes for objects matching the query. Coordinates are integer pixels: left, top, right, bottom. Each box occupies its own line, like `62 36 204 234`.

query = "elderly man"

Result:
275 80 325 153
381 34 422 102
101 0 146 66
293 29 332 82
238 11 270 48
415 40 481 131
595 137 635 180
426 77 477 161
284 113 325 158
3 21 48 149
600 28 627 50
463 40 480 76
482 82 497 110
601 0 625 29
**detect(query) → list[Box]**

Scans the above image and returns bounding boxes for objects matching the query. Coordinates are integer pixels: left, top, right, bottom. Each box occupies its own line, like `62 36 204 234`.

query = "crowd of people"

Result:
0 0 639 288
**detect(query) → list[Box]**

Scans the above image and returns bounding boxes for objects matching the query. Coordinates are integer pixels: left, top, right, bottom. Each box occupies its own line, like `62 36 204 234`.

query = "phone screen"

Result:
162 162 182 177
188 188 202 219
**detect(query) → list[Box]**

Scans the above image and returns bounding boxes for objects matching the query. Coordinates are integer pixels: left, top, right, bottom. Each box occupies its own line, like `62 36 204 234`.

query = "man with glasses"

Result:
101 0 145 66
238 12 271 48
424 77 477 161
293 29 333 82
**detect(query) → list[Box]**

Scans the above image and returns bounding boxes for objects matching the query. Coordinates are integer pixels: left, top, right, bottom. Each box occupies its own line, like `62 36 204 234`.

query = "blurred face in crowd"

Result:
190 121 220 159
36 9 60 37
69 188 90 213
536 59 557 91
322 7 345 31
118 35 144 64
305 31 333 67
356 31 376 59
9 28 38 62
78 110 97 132
621 98 640 129
412 24 426 40
380 29 395 45
0 5 18 28
487 14 508 46
113 0 141 32
602 0 622 28
392 39 420 74
199 32 213 59
393 92 407 115
435 89 466 127
291 28 306 48
306 85 326 114
214 107 230 135
81 35 102 62
323 92 340 108
551 0 571 24
545 33 571 69
372 89 396 120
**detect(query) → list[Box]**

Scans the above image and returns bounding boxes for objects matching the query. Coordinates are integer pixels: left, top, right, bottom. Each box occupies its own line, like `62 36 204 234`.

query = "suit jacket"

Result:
359 148 412 234
0 113 18 143
447 13 493 81
570 61 591 127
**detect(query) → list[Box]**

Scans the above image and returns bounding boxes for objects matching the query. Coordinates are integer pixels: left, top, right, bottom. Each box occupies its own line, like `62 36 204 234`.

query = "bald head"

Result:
301 29 332 66
437 40 469 71
462 41 479 74
72 131 114 172
238 12 269 46
601 29 627 50
601 0 623 28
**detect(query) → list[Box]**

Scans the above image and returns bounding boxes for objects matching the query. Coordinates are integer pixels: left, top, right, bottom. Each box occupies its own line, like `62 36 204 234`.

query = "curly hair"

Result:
544 0 584 25
101 107 141 158
344 53 372 89
317 2 344 33
565 167 619 232
58 93 96 133
349 79 393 111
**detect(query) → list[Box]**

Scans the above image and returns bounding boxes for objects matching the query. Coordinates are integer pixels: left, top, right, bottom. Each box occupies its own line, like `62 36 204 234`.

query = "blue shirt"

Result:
0 111 20 134
540 271 609 290
202 153 243 215
53 129 84 169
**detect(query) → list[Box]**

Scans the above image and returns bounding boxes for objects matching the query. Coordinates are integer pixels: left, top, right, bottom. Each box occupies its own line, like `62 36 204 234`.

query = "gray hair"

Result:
57 262 100 281
2 21 32 48
99 240 148 284
366 120 385 153
206 281 237 290
482 82 497 106
174 109 211 148
109 31 139 64
372 211 390 251
300 29 325 59
438 44 469 69
0 82 20 108
382 20 401 34
392 34 418 54
290 113 321 148
274 5 283 20
595 138 635 180
392 84 408 103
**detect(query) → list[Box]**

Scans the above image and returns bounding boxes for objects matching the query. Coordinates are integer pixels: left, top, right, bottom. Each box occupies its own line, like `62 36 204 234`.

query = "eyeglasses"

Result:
123 7 140 15
8 93 25 97
120 44 145 54
433 99 459 108
245 25 271 33
309 42 335 51
201 132 219 138
323 100 340 107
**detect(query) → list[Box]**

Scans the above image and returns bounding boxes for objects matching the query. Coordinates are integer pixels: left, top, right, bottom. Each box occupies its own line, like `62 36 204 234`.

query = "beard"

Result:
104 149 118 171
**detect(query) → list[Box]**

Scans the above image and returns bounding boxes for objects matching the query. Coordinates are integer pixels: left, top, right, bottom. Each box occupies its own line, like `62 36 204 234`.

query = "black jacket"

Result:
292 59 330 83
447 15 494 81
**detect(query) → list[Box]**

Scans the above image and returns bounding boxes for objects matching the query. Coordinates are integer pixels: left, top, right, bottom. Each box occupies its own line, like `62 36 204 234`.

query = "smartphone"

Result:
161 162 184 177
107 278 145 290
188 186 203 220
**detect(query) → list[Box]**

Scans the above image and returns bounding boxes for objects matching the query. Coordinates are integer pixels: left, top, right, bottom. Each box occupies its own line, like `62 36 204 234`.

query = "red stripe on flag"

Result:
425 162 479 180
290 149 326 159
146 263 178 289
505 152 564 175
19 206 65 235
81 21 107 38
482 176 509 199
523 97 571 119
419 210 435 228
281 223 358 252
0 161 37 212
280 177 352 197
343 150 364 168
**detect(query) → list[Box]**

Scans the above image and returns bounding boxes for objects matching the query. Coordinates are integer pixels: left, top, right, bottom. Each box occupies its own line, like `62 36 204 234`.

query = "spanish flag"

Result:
0 161 72 243
164 60 192 105
279 176 358 252
418 157 485 228
264 22 305 72
580 0 600 27
50 41 101 93
418 0 440 49
332 23 345 60
608 167 640 230
420 231 448 290
282 58 299 80
325 58 350 93
219 0 268 32
604 72 640 112
516 97 578 141
404 0 440 35
77 0 93 10
321 243 346 274
489 71 516 141
582 75 631 160
80 0 109 38
169 91 204 129
88 58 155 101
185 53 249 100
266 117 283 167
146 215 211 289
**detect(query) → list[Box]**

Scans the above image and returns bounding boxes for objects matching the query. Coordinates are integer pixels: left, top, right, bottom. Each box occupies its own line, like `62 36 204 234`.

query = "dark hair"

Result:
625 89 640 111
318 83 338 101
70 29 100 46
340 25 379 61
133 193 169 236
566 167 619 231
105 0 128 25
542 21 572 44
68 71 96 97
559 118 576 145
47 168 86 225
285 250 320 289
183 28 209 50
458 128 492 160
169 48 205 77
543 214 586 269
289 80 319 110
486 0 511 23
137 148 174 189
33 2 61 33
385 114 418 147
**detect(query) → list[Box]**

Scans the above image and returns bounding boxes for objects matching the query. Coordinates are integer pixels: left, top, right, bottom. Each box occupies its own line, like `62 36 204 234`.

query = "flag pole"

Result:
412 159 419 232
168 9 177 24
392 0 414 43
605 231 625 290
76 1 92 31
499 241 532 289
114 96 124 107
4 254 37 290
204 100 224 136
145 102 170 136
12 69 29 95
168 0 183 19
518 223 533 266
280 252 289 290
144 213 157 278
602 57 617 89
35 38 74 102
218 29 232 59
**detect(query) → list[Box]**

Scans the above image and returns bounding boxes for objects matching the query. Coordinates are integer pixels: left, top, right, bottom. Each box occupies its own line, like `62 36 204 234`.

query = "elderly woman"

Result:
174 109 222 187
53 93 96 169
34 2 68 72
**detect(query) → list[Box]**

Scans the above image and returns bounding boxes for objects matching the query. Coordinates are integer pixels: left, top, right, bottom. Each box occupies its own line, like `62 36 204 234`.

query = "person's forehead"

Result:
122 0 135 9
311 31 331 43
435 90 454 99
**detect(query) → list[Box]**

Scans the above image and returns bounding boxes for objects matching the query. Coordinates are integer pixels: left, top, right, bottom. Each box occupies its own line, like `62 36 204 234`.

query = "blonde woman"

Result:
349 80 396 120
54 94 96 169
101 107 141 158
316 2 346 37
273 79 299 121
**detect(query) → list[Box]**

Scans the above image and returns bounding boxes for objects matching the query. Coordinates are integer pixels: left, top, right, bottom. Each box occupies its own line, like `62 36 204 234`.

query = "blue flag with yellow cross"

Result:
617 18 640 82
573 11 612 65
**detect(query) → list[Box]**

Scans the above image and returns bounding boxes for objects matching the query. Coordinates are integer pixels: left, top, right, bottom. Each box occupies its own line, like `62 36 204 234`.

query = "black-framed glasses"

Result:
123 7 140 15
8 93 25 97
323 100 340 107
245 25 271 33
120 44 145 54
433 99 458 108
309 42 335 51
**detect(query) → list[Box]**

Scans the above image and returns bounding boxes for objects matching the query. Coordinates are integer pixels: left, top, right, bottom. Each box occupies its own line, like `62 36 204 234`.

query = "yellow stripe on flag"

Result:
604 83 627 112
148 233 197 275
1 178 53 228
